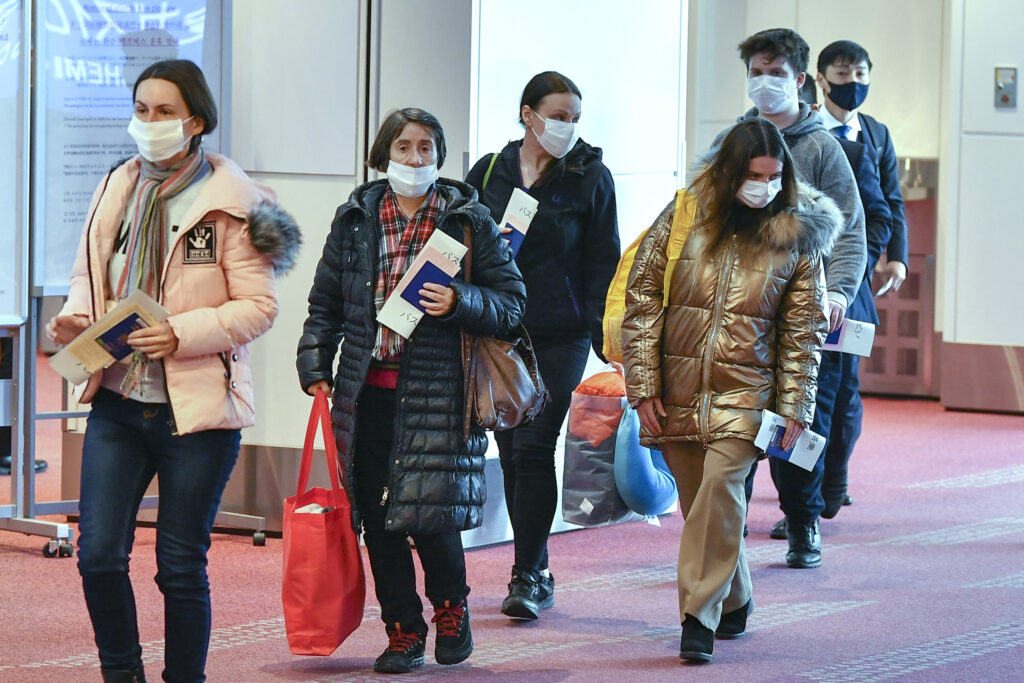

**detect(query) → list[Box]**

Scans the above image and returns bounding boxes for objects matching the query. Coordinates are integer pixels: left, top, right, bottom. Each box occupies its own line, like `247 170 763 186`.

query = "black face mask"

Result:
826 80 869 111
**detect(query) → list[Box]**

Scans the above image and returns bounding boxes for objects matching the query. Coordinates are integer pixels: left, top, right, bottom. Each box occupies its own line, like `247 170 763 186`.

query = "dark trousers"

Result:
768 350 857 524
354 385 469 634
822 354 862 499
494 335 590 573
77 388 239 682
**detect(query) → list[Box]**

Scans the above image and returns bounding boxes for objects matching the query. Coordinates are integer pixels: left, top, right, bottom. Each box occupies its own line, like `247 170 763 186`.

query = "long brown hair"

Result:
690 118 798 255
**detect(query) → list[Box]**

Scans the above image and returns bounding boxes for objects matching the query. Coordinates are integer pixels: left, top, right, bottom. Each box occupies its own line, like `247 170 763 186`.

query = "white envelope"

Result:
754 410 825 471
822 319 875 357
376 230 467 339
497 188 538 255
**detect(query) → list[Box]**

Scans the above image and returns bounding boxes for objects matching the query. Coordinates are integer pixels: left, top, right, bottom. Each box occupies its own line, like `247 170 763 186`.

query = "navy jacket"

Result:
466 139 620 358
858 113 908 265
837 138 892 326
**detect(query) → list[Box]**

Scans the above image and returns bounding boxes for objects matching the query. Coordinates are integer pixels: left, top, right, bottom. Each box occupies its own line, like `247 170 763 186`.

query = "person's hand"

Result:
637 397 666 436
876 260 908 294
76 373 102 404
780 418 804 451
46 314 90 345
308 380 331 397
420 282 455 317
827 299 846 333
127 322 179 359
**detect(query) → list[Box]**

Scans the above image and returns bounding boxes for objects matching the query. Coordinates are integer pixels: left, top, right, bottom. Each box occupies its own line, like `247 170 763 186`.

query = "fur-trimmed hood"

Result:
247 202 302 275
691 170 842 257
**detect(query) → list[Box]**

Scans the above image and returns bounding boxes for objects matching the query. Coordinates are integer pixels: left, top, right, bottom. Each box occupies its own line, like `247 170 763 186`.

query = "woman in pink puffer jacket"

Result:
47 59 299 683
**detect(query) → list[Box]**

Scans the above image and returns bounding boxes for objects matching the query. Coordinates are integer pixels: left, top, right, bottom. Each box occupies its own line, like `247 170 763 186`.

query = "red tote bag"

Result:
282 389 366 655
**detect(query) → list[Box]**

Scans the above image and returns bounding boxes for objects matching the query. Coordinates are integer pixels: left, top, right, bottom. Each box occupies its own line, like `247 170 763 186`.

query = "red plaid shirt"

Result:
374 185 441 360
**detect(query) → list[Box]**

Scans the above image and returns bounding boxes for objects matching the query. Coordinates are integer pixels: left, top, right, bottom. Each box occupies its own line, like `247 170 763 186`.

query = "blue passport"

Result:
504 223 526 257
825 324 842 345
764 425 795 461
95 313 148 360
399 260 453 313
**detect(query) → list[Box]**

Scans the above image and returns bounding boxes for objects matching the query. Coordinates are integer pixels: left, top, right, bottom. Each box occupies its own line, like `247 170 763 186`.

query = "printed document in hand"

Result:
49 290 170 385
498 188 538 256
377 229 468 339
822 318 875 356
754 410 825 472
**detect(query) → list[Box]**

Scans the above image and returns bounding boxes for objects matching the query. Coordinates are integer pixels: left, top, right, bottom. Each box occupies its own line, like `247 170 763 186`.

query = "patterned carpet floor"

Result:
1 396 1023 681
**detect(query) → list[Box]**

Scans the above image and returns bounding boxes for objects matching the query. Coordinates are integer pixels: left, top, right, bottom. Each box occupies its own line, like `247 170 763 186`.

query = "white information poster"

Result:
0 0 21 317
33 0 221 292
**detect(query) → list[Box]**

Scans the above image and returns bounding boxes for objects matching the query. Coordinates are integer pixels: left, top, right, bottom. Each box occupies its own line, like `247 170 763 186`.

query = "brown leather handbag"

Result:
461 226 549 439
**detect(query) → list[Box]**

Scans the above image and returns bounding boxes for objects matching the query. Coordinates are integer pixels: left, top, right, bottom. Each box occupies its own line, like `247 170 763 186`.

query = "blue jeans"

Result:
77 388 239 682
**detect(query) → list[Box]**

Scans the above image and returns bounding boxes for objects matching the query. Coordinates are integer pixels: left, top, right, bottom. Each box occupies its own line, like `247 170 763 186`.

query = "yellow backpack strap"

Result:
601 229 648 363
662 189 696 307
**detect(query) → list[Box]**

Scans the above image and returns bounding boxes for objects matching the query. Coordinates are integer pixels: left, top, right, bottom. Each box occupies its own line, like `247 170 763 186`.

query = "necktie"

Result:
832 124 852 140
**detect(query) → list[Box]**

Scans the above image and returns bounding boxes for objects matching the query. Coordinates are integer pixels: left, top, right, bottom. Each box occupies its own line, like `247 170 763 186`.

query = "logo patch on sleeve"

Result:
183 223 217 264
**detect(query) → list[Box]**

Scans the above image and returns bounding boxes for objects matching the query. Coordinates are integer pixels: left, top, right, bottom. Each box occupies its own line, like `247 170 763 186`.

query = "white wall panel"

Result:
951 135 1024 345
474 0 684 177
961 3 1024 135
378 0 472 178
231 0 359 175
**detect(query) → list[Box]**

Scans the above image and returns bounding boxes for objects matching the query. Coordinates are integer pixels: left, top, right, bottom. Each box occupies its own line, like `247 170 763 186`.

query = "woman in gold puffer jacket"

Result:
622 118 841 664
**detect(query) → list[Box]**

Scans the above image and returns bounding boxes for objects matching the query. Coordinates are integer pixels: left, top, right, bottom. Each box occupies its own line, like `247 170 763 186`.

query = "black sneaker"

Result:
679 614 714 663
432 600 473 665
374 625 426 674
501 568 553 620
715 598 753 639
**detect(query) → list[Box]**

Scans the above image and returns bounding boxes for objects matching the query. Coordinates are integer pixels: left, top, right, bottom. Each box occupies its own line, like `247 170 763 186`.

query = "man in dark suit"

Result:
814 40 908 294
754 76 892 545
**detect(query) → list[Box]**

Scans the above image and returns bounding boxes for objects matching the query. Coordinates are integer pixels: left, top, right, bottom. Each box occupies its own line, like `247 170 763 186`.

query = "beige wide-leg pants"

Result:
661 437 759 631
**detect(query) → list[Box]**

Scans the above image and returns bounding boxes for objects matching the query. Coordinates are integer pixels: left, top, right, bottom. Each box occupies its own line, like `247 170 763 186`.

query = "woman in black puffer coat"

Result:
297 108 525 674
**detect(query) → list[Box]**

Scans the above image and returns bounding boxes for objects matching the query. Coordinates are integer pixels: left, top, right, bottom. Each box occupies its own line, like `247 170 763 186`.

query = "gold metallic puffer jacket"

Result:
622 181 841 446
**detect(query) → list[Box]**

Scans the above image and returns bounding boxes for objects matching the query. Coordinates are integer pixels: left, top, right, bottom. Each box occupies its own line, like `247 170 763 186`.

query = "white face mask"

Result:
747 75 797 115
736 177 782 208
530 112 580 159
127 115 194 162
386 160 438 197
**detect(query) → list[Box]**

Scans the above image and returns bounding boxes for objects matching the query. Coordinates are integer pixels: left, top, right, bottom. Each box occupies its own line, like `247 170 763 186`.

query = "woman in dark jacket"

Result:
465 71 620 620
297 108 525 674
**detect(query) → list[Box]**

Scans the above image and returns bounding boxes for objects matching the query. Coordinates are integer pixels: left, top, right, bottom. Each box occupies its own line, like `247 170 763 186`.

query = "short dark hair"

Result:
367 108 447 172
798 74 817 105
133 59 217 144
738 28 809 76
518 71 582 124
817 40 873 74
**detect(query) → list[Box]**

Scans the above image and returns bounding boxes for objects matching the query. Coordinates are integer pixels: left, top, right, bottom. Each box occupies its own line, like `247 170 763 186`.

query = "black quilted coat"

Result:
296 179 526 534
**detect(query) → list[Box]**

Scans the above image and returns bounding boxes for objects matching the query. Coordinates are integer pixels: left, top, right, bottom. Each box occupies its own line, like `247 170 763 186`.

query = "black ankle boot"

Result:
679 614 714 663
100 665 146 682
786 519 822 568
715 598 753 639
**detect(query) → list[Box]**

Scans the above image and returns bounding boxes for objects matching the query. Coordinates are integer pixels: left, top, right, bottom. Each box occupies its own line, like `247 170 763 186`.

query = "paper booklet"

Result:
822 318 875 356
376 230 468 339
498 188 539 257
754 410 826 472
49 290 170 386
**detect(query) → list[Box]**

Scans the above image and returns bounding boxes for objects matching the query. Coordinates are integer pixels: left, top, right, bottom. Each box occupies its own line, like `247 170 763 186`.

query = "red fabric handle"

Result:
296 389 344 505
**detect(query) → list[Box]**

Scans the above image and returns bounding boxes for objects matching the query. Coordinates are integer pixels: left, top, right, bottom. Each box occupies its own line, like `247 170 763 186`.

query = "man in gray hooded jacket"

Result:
707 27 866 570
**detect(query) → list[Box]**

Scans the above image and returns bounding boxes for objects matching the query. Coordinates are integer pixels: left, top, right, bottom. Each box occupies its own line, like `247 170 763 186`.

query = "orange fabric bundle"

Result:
568 370 627 447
